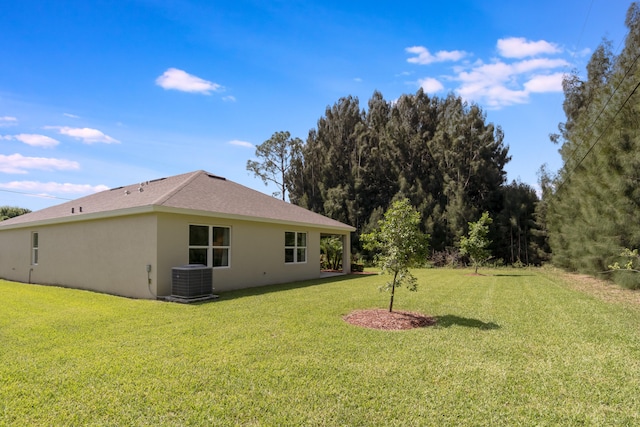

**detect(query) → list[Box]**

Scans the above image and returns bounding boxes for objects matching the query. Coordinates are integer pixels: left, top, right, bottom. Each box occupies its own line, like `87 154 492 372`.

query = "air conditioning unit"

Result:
171 264 213 298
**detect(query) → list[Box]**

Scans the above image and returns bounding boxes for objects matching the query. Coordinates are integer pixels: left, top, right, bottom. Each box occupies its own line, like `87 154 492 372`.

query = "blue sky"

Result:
0 0 632 211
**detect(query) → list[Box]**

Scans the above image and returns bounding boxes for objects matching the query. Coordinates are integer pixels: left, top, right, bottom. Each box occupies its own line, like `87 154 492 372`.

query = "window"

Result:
212 227 230 267
285 231 306 263
188 225 230 268
31 232 39 265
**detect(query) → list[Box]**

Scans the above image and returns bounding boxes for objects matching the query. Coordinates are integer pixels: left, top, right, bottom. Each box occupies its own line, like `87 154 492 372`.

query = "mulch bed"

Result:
343 309 436 330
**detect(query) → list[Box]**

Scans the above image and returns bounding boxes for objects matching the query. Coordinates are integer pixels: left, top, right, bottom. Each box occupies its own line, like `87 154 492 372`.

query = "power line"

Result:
0 188 73 201
555 78 640 194
551 21 640 194
574 0 595 54
559 45 640 173
553 0 636 181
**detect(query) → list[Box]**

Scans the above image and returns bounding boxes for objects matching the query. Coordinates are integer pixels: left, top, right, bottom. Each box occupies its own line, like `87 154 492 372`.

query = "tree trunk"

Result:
389 271 398 312
510 226 514 264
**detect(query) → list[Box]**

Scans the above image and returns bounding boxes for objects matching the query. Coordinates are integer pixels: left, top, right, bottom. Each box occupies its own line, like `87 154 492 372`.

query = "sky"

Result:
0 0 633 211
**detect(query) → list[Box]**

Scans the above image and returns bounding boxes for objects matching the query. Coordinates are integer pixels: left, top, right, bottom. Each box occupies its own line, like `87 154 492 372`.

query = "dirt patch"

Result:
343 309 436 330
561 272 640 307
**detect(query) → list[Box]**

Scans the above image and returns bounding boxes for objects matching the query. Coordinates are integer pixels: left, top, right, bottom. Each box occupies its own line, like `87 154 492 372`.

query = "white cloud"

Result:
222 95 237 102
524 72 565 93
574 47 592 58
404 37 570 109
513 58 569 73
0 153 80 174
418 77 445 93
497 37 561 58
63 113 80 119
0 180 109 195
454 58 568 108
46 126 119 144
6 134 60 148
354 77 363 83
406 46 467 65
458 83 528 108
156 68 223 94
0 116 18 127
228 139 254 148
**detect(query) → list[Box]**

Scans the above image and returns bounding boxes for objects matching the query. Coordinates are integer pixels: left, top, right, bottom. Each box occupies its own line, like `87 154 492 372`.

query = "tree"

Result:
320 236 343 271
608 248 640 289
495 180 543 265
545 3 640 288
288 90 510 256
247 131 302 201
0 206 31 221
459 211 493 274
609 248 640 273
361 199 429 312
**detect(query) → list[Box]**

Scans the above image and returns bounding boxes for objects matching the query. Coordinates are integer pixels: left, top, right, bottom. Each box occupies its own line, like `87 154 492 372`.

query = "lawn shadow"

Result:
492 274 534 277
435 314 500 330
215 273 375 302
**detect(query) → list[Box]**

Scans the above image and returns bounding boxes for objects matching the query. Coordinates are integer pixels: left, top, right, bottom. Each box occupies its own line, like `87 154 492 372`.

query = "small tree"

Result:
361 199 429 312
609 248 640 273
608 248 640 289
246 131 302 201
320 236 343 270
459 211 493 274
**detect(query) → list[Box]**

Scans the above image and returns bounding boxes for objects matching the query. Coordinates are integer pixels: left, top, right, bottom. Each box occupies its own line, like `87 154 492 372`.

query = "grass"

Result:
1 268 640 426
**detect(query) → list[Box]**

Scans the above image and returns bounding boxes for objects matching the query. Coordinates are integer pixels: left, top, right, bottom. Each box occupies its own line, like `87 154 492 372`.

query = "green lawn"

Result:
2 268 640 426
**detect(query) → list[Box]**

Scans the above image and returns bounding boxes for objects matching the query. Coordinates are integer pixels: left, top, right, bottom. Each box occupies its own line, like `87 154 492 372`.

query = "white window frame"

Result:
31 232 39 265
285 231 307 264
188 224 231 268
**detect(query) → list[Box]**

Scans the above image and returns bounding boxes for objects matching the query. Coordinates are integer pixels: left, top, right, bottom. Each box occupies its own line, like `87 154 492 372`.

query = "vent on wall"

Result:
171 265 213 298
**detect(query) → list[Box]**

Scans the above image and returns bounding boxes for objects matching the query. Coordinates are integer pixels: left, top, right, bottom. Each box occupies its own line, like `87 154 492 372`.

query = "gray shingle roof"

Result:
0 170 355 231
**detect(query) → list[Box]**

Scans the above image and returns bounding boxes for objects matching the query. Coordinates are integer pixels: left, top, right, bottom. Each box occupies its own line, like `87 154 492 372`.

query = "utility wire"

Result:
0 188 73 201
551 0 635 191
555 78 640 193
559 47 640 174
574 0 595 53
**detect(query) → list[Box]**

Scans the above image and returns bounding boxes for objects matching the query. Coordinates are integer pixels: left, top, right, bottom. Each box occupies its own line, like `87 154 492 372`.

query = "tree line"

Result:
249 90 547 266
542 2 640 288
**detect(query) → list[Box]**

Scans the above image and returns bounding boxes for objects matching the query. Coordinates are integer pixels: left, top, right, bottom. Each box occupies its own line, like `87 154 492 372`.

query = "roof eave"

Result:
153 206 356 232
0 206 156 230
0 205 355 233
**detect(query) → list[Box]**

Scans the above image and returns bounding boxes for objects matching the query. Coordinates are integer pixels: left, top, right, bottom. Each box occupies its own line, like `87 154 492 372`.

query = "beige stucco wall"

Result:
0 215 158 299
0 211 352 299
156 212 351 295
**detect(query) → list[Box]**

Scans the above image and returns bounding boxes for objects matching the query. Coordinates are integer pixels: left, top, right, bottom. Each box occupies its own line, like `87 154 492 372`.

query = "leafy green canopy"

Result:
361 198 429 312
320 236 343 271
0 206 31 221
286 90 546 265
459 212 493 274
246 131 302 201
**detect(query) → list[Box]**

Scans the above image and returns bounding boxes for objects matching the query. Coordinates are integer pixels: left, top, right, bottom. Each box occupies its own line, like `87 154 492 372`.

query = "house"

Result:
0 170 355 299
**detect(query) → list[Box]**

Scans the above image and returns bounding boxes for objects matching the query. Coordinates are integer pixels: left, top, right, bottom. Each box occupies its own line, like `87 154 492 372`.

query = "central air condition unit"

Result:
171 264 213 298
